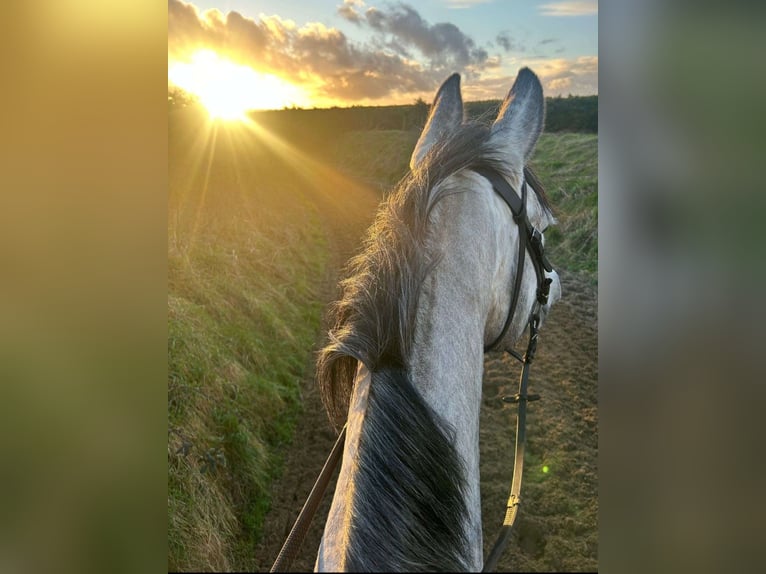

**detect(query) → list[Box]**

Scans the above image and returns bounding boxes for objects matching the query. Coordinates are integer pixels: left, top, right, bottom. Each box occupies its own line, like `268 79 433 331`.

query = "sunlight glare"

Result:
168 50 308 120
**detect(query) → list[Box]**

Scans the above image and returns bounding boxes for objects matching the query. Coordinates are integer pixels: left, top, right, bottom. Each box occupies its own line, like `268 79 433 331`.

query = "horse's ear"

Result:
489 67 545 166
410 73 464 170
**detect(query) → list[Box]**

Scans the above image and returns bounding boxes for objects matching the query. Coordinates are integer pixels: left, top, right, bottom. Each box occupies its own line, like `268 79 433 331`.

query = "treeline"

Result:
544 95 598 133
169 88 596 158
169 89 596 135
246 95 593 156
249 94 596 136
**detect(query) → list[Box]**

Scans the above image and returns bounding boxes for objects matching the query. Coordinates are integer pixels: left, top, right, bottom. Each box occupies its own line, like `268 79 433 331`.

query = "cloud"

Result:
353 3 490 69
338 0 364 24
535 56 598 95
169 0 496 103
462 57 598 101
539 1 598 17
168 1 597 103
496 31 524 53
444 0 493 8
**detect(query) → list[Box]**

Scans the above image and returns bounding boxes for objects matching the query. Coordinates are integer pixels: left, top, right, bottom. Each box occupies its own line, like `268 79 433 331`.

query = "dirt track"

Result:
253 171 598 572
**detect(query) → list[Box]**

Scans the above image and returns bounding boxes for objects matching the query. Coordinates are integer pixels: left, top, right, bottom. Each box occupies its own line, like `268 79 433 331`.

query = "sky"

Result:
168 0 597 111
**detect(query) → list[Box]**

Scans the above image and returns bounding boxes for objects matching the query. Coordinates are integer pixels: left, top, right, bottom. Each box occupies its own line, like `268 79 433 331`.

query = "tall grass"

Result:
531 133 598 278
332 129 418 191
167 113 329 571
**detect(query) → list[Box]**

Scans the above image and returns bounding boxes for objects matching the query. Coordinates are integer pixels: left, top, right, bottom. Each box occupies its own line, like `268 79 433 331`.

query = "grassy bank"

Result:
168 114 596 570
530 133 598 277
167 113 330 571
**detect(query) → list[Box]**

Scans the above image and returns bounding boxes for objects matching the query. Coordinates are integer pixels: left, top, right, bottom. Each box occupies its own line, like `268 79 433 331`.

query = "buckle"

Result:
502 393 541 403
537 277 552 305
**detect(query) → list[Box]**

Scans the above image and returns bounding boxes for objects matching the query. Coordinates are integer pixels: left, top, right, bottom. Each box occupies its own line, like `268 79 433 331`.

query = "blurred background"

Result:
0 1 764 573
600 1 766 573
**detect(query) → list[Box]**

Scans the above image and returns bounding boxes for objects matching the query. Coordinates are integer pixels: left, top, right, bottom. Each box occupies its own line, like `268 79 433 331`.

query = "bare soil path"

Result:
253 168 598 572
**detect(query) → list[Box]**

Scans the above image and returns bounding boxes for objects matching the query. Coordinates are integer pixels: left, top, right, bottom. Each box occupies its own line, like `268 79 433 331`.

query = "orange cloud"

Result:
169 0 498 104
535 56 598 95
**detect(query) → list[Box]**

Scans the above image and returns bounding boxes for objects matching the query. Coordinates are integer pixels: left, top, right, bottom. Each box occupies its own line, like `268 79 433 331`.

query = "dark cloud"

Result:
356 3 490 69
365 7 386 30
168 0 495 102
496 31 524 53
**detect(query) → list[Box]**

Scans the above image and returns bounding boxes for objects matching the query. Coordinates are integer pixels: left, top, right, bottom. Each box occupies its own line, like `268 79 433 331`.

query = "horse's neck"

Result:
317 182 504 571
407 185 498 569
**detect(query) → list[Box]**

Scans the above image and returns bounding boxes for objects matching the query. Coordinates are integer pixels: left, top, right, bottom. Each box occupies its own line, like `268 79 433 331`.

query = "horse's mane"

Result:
343 367 472 570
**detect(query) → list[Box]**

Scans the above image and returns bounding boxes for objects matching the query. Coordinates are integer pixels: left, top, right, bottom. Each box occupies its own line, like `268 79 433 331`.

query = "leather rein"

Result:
270 166 553 572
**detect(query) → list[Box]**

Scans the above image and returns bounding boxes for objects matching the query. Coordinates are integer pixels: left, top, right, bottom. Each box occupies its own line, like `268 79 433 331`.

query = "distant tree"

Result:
168 86 198 110
410 97 429 129
544 95 598 133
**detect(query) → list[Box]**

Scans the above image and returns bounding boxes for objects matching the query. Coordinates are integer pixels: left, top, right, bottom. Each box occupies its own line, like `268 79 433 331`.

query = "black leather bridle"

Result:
478 165 554 353
474 165 555 572
270 166 555 573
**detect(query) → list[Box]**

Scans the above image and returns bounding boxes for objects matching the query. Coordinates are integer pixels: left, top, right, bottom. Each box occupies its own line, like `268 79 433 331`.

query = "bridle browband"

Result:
270 166 554 573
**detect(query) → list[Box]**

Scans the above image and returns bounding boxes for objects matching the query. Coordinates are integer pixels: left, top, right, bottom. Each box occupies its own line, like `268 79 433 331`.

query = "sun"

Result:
168 50 309 120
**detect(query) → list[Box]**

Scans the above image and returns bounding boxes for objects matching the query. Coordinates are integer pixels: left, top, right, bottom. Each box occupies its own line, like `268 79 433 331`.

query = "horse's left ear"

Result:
489 67 545 166
410 73 464 170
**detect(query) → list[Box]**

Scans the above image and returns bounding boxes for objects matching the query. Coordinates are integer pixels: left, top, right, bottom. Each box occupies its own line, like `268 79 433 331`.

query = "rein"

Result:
269 166 552 572
482 313 541 572
270 424 347 573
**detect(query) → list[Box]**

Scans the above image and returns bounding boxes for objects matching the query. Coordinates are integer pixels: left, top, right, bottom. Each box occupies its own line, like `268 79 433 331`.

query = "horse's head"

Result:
315 69 564 573
409 68 562 353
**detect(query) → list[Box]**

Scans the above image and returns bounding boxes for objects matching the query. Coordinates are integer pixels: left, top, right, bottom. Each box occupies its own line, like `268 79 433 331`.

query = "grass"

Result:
168 214 327 570
333 129 419 192
167 117 329 571
168 112 597 570
530 133 598 278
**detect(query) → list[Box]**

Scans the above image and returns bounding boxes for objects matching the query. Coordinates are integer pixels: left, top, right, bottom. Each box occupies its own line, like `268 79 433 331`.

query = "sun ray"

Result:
237 116 378 215
190 122 219 247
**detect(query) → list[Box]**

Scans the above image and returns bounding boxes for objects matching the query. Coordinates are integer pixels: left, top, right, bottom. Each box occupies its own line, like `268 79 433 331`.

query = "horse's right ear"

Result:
489 67 545 167
410 73 464 170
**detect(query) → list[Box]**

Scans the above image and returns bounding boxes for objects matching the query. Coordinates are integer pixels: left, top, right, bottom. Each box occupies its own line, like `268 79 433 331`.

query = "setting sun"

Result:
168 50 309 119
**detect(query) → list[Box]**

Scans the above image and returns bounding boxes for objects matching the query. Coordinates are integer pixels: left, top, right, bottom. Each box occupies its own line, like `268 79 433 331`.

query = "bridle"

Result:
479 165 553 353
475 165 554 572
270 166 554 573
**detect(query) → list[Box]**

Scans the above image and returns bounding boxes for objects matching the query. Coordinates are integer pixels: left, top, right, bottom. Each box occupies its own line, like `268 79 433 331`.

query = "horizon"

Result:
169 84 598 112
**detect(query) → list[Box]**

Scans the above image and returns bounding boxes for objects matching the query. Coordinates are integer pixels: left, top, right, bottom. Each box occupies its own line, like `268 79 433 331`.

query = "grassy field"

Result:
168 107 597 570
167 111 330 571
531 133 598 277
